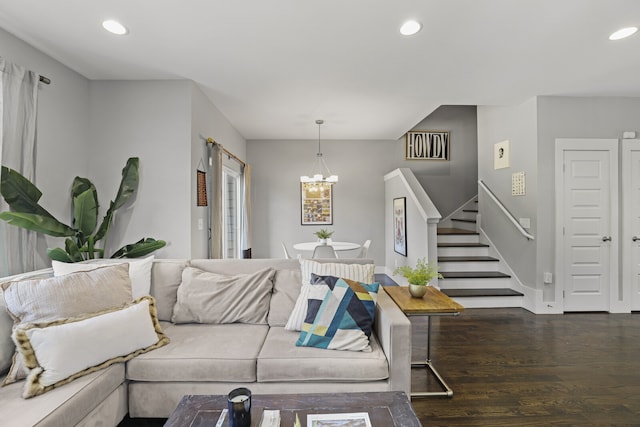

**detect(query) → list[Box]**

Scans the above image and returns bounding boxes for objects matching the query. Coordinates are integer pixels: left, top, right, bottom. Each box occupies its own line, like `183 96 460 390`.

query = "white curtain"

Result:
0 57 39 276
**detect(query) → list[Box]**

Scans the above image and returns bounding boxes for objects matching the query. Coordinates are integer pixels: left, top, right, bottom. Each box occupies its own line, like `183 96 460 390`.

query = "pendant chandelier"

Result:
300 119 338 184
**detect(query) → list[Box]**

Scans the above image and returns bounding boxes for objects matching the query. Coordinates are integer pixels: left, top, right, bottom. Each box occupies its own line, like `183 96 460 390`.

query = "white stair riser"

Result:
438 247 489 257
439 277 514 289
449 220 476 231
449 295 523 308
438 261 500 272
437 234 479 244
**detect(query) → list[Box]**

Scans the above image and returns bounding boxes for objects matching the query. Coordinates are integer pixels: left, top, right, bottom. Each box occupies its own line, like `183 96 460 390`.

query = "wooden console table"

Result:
384 286 464 398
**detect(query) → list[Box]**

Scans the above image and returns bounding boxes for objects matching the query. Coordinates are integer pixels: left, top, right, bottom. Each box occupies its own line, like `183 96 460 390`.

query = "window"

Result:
222 165 242 258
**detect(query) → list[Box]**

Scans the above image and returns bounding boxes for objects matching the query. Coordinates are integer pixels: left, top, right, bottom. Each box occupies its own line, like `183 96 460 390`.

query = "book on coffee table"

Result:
307 412 372 427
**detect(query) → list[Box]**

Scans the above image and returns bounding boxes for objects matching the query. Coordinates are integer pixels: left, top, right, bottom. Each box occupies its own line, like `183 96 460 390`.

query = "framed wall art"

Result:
393 197 407 256
494 140 510 169
405 130 450 160
301 182 333 225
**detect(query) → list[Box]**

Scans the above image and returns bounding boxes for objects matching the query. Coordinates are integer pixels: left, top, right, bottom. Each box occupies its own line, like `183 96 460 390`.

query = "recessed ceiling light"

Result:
102 19 128 36
400 20 422 36
609 26 638 40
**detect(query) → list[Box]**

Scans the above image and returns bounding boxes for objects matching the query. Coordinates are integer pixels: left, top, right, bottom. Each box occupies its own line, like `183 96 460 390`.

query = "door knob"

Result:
602 236 612 242
633 236 640 242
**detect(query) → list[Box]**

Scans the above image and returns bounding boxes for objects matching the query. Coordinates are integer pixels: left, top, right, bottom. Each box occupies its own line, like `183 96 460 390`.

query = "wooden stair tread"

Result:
438 256 499 262
441 288 524 297
441 271 511 279
451 218 477 223
438 242 489 248
437 227 478 235
463 209 478 213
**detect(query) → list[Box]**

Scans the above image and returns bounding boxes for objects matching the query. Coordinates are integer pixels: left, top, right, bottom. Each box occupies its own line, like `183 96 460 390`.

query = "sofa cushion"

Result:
171 267 275 324
258 327 388 382
52 255 154 299
0 363 125 427
149 259 189 321
296 275 379 352
127 323 269 383
14 297 168 398
268 268 303 327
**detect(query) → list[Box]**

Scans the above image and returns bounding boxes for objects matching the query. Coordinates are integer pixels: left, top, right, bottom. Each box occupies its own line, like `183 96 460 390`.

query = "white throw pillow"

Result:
285 261 376 331
52 255 154 299
12 296 168 398
299 260 375 286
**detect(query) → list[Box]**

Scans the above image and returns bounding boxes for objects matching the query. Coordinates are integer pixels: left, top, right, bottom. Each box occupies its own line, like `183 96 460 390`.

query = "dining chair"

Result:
359 240 371 258
312 245 338 259
281 241 293 259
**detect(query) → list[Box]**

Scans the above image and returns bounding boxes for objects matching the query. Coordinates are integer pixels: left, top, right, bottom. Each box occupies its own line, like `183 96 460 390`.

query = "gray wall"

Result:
1 24 249 264
2 25 479 269
477 98 538 290
248 138 391 263
88 80 249 260
88 80 192 259
247 105 478 264
411 106 479 218
478 95 640 308
190 83 247 258
0 27 91 270
536 96 640 302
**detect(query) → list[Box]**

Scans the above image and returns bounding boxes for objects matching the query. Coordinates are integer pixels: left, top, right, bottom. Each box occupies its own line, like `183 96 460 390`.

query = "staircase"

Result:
437 201 524 308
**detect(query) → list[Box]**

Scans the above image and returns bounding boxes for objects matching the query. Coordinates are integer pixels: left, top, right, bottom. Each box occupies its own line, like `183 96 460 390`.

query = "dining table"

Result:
293 241 361 252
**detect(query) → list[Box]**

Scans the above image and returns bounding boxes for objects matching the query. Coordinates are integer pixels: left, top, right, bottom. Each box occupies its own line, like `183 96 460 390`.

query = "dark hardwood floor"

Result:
410 308 640 426
120 308 640 426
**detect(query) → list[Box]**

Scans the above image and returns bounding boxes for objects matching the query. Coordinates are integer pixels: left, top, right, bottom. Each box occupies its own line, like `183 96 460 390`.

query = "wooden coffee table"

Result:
164 391 421 426
384 286 464 398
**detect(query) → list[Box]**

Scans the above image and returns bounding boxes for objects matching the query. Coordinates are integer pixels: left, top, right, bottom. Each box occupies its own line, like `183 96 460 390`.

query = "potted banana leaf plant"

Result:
0 157 165 262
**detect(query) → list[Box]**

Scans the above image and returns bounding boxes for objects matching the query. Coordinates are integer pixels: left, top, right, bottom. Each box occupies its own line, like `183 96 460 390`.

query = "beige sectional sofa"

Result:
0 258 411 426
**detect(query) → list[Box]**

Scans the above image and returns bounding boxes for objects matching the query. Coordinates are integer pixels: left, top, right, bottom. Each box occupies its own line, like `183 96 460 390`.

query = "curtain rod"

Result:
206 137 246 166
39 75 51 85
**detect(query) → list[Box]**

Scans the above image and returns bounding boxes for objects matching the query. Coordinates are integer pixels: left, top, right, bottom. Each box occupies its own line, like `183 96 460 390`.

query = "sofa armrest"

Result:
374 288 411 397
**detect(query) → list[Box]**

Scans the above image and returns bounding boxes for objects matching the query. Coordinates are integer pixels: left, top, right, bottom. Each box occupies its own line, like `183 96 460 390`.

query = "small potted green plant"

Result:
393 257 443 298
314 228 334 244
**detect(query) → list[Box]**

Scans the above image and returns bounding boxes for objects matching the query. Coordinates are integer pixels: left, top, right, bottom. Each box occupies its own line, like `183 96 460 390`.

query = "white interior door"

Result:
556 139 618 312
623 140 640 311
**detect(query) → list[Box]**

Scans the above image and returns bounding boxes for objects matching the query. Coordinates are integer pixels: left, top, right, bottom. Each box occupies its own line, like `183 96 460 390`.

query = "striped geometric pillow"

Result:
295 275 379 352
284 261 375 332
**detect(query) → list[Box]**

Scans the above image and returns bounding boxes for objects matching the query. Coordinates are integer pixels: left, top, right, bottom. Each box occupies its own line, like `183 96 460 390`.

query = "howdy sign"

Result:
405 131 450 160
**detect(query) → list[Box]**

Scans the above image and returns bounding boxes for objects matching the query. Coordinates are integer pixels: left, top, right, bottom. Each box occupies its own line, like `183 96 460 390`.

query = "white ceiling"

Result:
0 0 639 140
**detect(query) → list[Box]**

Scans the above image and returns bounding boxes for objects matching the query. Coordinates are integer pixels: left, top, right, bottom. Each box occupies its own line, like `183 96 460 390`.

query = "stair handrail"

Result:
478 179 534 240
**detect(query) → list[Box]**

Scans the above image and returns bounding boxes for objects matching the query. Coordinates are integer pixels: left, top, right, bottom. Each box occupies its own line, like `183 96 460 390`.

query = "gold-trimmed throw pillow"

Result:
1 264 133 386
12 296 168 398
